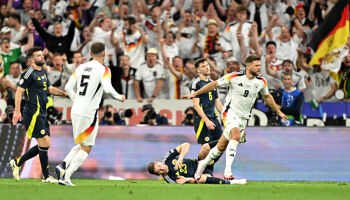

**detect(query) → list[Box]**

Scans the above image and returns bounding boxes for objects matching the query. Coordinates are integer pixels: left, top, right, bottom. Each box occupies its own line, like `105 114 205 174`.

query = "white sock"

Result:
202 146 223 166
64 150 88 181
63 144 81 168
224 140 239 176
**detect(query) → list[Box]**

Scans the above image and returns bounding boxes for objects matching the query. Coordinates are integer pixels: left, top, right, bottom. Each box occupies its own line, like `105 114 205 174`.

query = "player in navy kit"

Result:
10 46 68 182
190 58 223 145
147 142 246 184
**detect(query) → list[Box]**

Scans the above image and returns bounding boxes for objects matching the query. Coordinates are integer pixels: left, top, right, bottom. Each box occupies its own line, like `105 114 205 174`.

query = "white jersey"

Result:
217 71 269 119
65 60 122 117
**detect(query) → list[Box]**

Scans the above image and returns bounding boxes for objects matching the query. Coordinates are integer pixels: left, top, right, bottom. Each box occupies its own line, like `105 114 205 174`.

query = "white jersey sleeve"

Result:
101 66 122 101
258 76 269 96
217 72 241 86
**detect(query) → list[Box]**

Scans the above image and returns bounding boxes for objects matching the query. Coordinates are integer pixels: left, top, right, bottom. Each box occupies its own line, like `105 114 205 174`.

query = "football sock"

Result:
17 145 39 166
202 146 223 166
224 140 239 176
64 150 88 181
63 144 81 169
205 177 230 184
38 146 49 179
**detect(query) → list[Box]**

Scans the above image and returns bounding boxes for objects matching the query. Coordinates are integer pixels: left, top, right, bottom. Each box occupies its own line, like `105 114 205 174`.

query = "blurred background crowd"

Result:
0 0 349 126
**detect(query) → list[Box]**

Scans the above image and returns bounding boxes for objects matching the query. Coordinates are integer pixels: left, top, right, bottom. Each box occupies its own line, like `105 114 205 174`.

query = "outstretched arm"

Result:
262 93 287 120
48 86 69 97
182 81 219 99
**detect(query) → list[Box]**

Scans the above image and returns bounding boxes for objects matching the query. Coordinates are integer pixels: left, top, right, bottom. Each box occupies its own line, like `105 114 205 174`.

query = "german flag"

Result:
308 0 349 69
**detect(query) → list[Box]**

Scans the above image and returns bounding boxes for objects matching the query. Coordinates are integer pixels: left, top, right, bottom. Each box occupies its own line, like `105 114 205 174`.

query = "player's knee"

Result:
198 144 210 160
229 128 240 141
80 145 92 154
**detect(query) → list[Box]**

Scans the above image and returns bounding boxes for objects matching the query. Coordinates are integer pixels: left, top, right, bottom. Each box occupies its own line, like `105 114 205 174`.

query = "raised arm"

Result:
265 54 278 78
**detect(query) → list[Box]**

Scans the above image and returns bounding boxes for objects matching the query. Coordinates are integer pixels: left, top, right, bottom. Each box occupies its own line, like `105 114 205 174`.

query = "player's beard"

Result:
250 69 259 77
35 60 45 66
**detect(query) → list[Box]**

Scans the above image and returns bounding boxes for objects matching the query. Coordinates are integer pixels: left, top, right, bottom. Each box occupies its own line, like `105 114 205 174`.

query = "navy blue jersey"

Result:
18 67 51 117
161 149 199 183
190 78 218 119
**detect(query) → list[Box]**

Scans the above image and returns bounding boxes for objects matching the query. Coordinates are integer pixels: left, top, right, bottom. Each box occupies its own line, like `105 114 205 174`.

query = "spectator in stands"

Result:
134 48 166 102
266 59 306 91
112 16 148 69
31 9 48 49
63 51 84 75
0 29 33 76
160 31 179 64
262 41 283 90
47 53 70 91
31 14 76 60
301 63 337 103
7 13 25 45
0 26 19 49
0 3 9 23
140 104 168 125
42 0 68 21
176 11 200 60
1 61 21 101
266 14 303 65
200 19 231 70
331 52 350 100
141 5 162 50
278 73 304 126
94 0 118 19
80 27 93 61
7 0 33 25
224 5 252 61
111 55 137 99
247 0 269 35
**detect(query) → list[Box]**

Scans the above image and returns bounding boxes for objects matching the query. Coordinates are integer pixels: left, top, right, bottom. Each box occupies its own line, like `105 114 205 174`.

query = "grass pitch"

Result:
0 179 349 200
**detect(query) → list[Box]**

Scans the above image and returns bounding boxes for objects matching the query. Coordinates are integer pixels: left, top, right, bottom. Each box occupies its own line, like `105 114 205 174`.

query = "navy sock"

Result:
205 177 230 184
39 146 49 179
17 145 39 166
62 161 67 170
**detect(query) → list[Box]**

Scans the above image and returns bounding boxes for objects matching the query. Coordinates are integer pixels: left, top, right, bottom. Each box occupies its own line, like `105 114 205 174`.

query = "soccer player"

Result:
183 54 287 180
190 58 223 145
147 142 247 184
55 42 125 186
10 46 69 183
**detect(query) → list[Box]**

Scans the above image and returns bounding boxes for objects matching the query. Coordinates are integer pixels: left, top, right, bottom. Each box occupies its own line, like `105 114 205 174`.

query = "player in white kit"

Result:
183 54 287 180
56 42 125 186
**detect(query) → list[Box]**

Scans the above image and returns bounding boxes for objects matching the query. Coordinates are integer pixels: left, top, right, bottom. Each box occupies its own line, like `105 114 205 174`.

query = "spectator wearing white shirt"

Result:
0 26 20 50
7 13 25 45
134 48 166 103
161 31 179 64
141 5 162 50
262 41 284 90
112 16 148 69
63 51 85 76
2 61 21 100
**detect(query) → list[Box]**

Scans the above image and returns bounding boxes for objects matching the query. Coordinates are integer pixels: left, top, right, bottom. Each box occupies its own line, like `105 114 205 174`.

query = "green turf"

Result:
0 179 349 200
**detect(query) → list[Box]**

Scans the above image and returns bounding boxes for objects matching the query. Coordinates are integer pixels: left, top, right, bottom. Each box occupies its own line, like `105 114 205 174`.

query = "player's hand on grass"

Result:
182 93 195 99
277 111 288 121
176 176 187 184
12 110 23 125
175 156 184 170
205 120 216 130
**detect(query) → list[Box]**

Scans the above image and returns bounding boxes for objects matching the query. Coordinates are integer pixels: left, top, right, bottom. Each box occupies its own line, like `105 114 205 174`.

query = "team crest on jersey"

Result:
172 159 177 165
153 71 157 77
205 137 210 142
19 79 24 85
40 129 45 135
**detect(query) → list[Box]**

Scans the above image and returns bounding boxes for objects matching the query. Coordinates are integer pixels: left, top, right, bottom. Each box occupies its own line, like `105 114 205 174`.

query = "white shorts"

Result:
222 109 247 142
71 113 99 146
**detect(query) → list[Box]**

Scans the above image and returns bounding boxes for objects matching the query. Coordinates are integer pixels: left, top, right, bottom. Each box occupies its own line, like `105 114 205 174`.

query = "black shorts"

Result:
23 112 50 139
194 116 222 145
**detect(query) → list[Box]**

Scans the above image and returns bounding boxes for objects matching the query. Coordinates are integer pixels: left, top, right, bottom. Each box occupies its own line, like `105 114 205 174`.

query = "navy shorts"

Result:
194 116 222 145
23 111 50 139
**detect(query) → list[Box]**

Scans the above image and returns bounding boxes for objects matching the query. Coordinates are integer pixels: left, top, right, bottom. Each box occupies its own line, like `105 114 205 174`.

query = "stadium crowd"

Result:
0 0 349 125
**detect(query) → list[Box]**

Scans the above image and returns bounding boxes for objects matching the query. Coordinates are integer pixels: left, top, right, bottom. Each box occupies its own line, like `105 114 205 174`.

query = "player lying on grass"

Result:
147 142 247 184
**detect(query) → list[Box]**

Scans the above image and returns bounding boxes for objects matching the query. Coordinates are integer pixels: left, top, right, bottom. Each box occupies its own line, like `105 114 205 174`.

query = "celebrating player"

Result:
183 54 287 180
10 46 69 183
147 142 247 184
190 58 223 145
55 42 125 186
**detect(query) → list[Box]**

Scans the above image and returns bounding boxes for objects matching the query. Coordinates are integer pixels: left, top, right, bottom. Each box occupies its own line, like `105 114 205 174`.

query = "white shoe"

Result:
230 179 247 185
194 160 206 181
55 165 65 180
59 179 76 186
9 159 21 181
42 175 59 183
224 174 235 180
